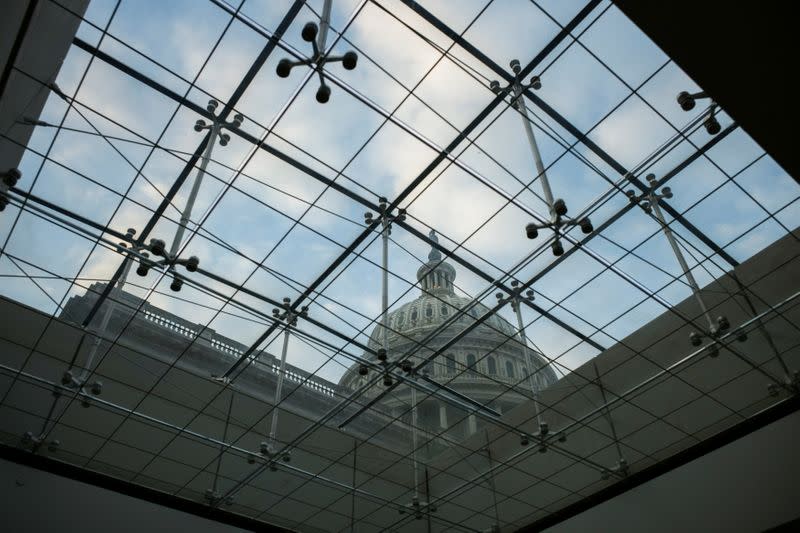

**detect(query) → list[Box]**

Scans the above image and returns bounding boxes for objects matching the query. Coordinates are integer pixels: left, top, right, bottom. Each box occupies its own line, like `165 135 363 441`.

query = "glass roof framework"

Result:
0 0 797 531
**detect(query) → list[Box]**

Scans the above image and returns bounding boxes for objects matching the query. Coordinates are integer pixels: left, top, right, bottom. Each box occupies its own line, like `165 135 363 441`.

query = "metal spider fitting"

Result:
276 20 358 103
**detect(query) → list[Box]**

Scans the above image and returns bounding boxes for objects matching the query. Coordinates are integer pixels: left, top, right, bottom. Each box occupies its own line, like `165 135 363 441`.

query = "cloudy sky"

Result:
1 0 797 388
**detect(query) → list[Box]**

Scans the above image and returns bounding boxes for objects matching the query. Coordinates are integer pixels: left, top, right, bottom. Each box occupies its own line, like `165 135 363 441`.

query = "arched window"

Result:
446 354 455 374
521 365 528 378
441 304 448 316
411 308 418 322
487 356 497 375
425 304 433 318
396 311 405 327
466 354 477 376
506 361 515 378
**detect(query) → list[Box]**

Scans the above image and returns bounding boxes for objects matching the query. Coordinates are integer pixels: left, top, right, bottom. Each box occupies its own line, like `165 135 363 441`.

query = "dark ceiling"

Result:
615 1 798 184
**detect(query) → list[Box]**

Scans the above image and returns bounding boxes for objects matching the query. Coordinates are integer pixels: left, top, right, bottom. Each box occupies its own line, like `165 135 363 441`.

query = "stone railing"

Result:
138 308 335 397
142 309 198 340
270 363 335 397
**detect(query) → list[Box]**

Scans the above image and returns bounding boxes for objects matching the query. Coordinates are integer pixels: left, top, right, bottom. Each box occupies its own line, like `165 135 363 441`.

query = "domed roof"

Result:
361 230 529 358
365 292 521 355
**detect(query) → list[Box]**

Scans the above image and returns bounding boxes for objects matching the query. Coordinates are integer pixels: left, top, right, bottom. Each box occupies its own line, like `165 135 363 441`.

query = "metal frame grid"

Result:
0 0 798 531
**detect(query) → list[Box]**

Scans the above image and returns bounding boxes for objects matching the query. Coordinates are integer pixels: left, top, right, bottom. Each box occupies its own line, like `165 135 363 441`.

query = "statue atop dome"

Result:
428 229 442 262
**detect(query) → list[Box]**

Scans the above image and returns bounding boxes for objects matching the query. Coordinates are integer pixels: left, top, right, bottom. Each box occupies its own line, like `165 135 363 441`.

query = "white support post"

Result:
511 296 544 427
78 245 136 383
268 323 292 448
317 0 333 53
511 79 555 217
649 195 716 331
170 122 219 258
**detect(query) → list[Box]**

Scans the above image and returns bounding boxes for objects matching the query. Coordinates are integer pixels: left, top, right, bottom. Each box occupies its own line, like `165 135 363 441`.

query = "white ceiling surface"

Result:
0 226 797 531
545 408 800 533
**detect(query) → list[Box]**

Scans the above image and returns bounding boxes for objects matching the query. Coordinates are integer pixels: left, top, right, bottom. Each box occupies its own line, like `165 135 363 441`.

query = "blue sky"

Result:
1 0 797 386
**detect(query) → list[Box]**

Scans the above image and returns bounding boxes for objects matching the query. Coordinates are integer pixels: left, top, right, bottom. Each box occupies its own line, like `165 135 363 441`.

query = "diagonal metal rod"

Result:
69 35 607 355
432 290 800 506
397 0 738 268
268 324 292 448
170 121 219 258
511 75 554 216
77 0 305 330
649 195 715 331
0 363 472 532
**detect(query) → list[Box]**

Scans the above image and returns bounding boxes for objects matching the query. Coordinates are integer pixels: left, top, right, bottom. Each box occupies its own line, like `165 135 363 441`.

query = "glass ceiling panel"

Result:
0 1 797 531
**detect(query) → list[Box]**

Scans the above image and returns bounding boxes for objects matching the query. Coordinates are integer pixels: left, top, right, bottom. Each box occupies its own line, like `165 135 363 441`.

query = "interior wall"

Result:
544 409 800 533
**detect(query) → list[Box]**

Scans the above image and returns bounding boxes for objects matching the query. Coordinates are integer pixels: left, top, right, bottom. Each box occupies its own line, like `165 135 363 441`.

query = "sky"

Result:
1 0 797 390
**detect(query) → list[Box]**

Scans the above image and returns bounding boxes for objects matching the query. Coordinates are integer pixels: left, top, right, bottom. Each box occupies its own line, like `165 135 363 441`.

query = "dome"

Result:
338 230 557 446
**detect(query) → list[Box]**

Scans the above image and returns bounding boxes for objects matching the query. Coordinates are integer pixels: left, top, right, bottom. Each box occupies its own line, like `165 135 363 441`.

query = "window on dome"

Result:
487 356 497 375
411 309 418 322
425 304 433 318
466 354 477 376
441 304 448 316
506 361 515 378
446 354 455 374
396 311 405 326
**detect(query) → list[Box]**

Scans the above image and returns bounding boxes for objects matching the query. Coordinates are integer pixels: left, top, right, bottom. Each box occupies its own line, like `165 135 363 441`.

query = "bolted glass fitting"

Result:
2 167 22 187
136 252 150 277
661 187 673 199
539 421 549 437
358 365 368 376
377 348 387 362
529 75 542 90
206 99 218 113
579 217 593 234
489 80 501 94
520 434 529 446
736 329 748 343
91 381 103 395
316 84 331 104
185 255 200 272
553 198 568 217
704 114 721 135
149 238 166 256
170 277 183 292
525 289 535 300
717 316 730 332
601 469 611 480
194 119 206 132
283 297 291 307
552 240 564 257
538 443 547 454
708 344 720 358
219 133 230 146
689 331 702 347
677 91 696 111
558 432 567 443
269 462 278 472
247 454 256 464
47 439 60 453
301 21 318 42
259 441 272 455
401 360 413 373
276 58 292 78
767 383 779 397
383 373 393 386
509 59 521 73
81 397 91 408
525 223 538 240
61 370 74 387
342 51 358 70
282 452 291 462
231 113 244 128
